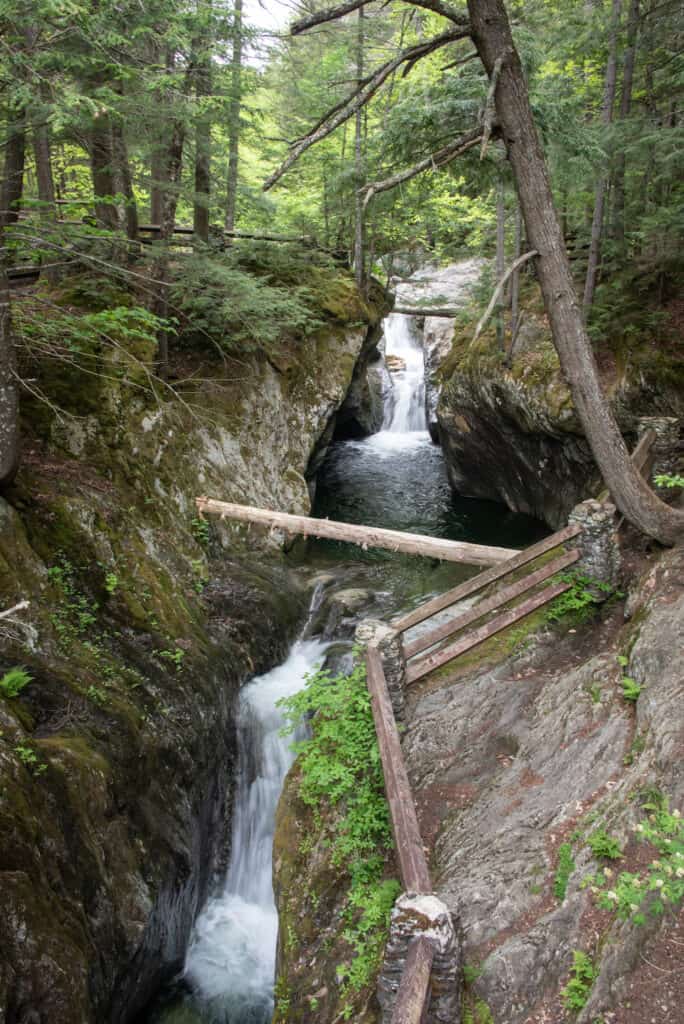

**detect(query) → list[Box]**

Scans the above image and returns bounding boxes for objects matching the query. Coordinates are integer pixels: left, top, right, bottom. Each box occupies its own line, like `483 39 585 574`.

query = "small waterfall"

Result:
181 630 328 1022
383 313 426 434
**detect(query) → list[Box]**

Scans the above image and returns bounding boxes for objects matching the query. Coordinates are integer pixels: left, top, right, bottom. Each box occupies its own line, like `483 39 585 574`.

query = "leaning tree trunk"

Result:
582 0 622 315
0 233 18 486
466 0 683 545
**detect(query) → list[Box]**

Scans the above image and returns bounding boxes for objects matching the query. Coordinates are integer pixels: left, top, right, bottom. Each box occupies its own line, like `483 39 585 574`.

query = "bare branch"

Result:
291 0 470 35
0 600 29 621
442 50 479 71
472 250 539 344
264 29 468 191
362 128 482 208
480 54 503 159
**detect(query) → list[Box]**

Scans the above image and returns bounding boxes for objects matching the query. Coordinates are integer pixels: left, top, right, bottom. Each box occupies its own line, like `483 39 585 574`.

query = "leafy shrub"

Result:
170 251 324 356
654 473 684 489
0 667 32 698
279 657 399 1003
587 830 622 861
554 842 576 901
545 571 616 625
561 950 596 1012
592 797 684 924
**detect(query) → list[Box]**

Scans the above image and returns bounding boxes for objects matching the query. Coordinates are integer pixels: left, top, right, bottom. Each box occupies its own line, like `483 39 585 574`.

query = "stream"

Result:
146 304 545 1024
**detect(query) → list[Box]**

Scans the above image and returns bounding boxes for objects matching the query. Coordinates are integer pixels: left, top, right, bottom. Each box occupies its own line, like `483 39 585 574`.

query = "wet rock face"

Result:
333 325 388 439
438 368 598 528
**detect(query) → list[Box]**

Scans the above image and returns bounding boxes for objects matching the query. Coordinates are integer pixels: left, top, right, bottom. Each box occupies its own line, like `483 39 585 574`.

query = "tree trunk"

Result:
193 0 212 244
353 7 365 291
510 203 522 339
112 118 139 242
32 99 59 285
582 0 622 315
612 0 640 248
466 0 683 545
495 173 505 350
225 0 243 234
0 234 19 487
90 114 119 230
1 110 26 230
151 119 186 380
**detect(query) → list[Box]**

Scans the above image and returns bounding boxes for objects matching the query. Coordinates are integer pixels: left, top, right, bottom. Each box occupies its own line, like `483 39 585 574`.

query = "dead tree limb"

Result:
393 305 459 316
264 29 468 191
291 0 469 35
0 600 29 621
480 54 503 159
472 250 538 344
362 128 482 208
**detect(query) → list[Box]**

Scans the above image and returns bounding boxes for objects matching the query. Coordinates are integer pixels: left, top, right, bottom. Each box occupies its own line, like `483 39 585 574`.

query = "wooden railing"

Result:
395 523 582 685
365 647 435 1023
365 522 583 1022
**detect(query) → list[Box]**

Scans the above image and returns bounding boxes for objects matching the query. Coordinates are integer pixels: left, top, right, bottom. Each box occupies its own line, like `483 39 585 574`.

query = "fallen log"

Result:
195 498 519 566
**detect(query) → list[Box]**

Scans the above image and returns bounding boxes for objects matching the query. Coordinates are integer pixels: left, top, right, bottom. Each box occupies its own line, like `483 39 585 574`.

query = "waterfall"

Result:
382 313 427 434
181 635 328 1022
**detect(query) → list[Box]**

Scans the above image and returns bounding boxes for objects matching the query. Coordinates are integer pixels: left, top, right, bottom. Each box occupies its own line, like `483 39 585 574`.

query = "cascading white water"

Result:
182 636 328 1022
382 313 427 434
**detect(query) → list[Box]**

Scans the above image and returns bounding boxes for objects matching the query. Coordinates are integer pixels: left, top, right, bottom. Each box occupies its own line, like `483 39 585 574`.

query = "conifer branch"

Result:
263 29 468 191
362 128 483 208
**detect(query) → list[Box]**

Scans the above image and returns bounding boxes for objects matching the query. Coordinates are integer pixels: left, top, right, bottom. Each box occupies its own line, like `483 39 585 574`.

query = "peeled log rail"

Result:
365 647 432 892
403 548 579 660
391 936 435 1024
393 523 581 632
195 498 519 566
393 305 460 318
631 428 656 477
406 578 572 685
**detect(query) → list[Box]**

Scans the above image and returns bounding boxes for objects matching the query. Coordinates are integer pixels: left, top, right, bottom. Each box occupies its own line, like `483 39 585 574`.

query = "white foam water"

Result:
182 638 328 1022
382 313 427 436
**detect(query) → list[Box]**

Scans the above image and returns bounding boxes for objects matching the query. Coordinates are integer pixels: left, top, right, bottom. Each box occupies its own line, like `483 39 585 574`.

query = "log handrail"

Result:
631 428 656 476
403 548 579 660
405 578 571 685
393 523 581 632
366 646 431 892
391 936 435 1024
195 498 519 566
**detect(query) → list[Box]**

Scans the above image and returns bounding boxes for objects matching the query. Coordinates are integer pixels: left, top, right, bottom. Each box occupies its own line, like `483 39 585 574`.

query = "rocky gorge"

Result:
1 257 682 1024
0 270 388 1023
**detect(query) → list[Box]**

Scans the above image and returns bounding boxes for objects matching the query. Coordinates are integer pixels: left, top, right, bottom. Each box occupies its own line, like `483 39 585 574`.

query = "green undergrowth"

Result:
584 791 684 925
561 950 597 1012
279 655 400 1012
